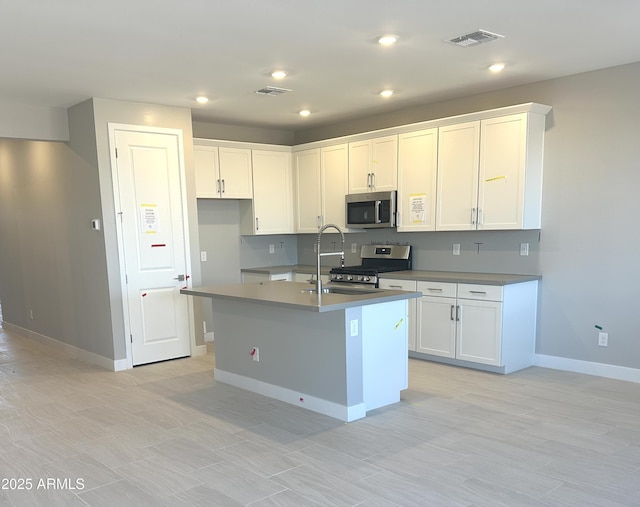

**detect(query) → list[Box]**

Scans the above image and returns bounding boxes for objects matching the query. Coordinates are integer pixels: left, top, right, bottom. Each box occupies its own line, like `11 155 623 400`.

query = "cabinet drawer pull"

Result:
389 285 403 289
427 288 443 292
469 290 487 295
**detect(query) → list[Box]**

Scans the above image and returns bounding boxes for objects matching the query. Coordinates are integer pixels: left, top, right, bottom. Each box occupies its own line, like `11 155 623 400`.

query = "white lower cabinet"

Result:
293 272 330 284
416 280 537 373
378 278 417 352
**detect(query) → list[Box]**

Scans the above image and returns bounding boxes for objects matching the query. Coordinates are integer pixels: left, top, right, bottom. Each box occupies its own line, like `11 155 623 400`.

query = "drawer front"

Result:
379 279 417 291
457 283 503 302
416 281 457 298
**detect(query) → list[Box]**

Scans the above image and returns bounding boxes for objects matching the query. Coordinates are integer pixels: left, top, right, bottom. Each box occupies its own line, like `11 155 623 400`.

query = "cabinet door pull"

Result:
477 208 483 225
255 217 259 231
367 173 372 189
371 172 376 189
471 208 477 225
469 290 487 295
221 179 226 194
456 305 461 321
216 179 221 194
450 305 455 321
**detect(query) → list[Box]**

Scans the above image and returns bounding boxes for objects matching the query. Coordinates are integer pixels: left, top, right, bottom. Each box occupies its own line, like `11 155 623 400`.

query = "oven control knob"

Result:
357 275 364 281
347 275 353 281
364 276 371 282
336 274 342 280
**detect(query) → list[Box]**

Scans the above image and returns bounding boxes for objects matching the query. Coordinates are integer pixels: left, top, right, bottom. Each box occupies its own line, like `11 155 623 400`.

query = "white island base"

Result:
209 297 409 422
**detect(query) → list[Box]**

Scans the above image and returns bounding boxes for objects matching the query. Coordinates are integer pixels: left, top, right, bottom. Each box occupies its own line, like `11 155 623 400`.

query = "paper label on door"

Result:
140 204 161 234
409 193 427 224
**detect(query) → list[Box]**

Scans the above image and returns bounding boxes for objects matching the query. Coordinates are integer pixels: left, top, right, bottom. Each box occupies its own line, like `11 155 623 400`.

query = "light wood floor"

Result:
1 320 639 506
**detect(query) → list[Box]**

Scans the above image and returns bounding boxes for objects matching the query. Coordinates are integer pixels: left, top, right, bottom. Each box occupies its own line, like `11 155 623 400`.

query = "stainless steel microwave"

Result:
345 191 396 228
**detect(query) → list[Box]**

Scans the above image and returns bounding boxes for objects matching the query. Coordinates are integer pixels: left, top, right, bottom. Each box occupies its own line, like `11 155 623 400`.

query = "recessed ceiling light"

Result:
271 70 287 79
380 89 394 98
299 110 311 117
488 63 506 72
378 35 398 46
195 96 209 104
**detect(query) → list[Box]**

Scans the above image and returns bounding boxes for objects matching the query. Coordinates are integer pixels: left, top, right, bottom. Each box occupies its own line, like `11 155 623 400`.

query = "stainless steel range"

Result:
329 244 412 287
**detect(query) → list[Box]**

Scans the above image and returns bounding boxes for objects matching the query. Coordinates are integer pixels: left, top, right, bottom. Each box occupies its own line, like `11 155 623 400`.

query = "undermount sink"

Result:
300 287 379 296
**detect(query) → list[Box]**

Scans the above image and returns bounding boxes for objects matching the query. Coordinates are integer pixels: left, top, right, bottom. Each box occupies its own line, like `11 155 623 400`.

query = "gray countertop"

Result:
182 281 420 313
379 270 541 285
241 265 540 286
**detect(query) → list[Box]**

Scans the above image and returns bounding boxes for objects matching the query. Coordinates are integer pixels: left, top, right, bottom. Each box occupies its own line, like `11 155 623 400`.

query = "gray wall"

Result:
193 120 294 146
0 139 112 357
294 62 640 369
197 198 298 333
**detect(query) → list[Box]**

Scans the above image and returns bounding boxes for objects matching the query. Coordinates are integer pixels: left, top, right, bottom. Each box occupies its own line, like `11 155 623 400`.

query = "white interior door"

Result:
112 127 191 366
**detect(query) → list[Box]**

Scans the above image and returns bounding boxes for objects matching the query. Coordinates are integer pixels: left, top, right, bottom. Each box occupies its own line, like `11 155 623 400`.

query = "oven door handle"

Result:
374 200 381 223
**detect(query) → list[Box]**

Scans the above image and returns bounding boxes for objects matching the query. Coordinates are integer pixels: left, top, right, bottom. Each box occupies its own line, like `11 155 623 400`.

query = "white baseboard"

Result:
2 322 122 371
534 354 640 383
214 368 367 422
192 344 208 356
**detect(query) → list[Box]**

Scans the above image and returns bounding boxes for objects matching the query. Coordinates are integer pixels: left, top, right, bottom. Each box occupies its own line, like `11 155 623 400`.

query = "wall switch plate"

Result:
452 244 460 256
269 244 275 254
200 251 207 262
351 243 357 254
251 347 259 361
520 243 529 256
598 332 608 347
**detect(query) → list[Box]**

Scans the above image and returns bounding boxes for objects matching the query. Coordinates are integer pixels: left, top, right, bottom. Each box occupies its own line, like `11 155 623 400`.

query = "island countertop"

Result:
181 281 420 313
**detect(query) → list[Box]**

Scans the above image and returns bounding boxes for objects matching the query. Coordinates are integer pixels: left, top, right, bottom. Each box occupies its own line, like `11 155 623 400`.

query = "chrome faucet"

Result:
316 224 345 294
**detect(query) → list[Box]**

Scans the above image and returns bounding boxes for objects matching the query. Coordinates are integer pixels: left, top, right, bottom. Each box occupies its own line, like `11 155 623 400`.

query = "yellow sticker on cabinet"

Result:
485 175 507 183
394 318 404 330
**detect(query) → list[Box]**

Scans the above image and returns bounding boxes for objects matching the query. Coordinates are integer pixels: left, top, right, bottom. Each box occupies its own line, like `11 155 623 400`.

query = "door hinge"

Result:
130 334 133 343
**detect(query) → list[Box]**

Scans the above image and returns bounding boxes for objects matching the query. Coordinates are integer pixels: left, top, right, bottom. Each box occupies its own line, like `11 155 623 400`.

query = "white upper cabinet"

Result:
194 144 220 198
348 135 397 193
194 143 252 199
294 143 349 233
218 147 253 199
436 109 548 231
436 121 481 231
397 128 438 232
294 148 322 233
241 149 293 235
478 112 545 230
321 143 349 229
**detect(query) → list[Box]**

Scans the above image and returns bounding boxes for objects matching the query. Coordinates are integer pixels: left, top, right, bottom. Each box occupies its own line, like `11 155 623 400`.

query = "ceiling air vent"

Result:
254 86 292 96
447 29 504 47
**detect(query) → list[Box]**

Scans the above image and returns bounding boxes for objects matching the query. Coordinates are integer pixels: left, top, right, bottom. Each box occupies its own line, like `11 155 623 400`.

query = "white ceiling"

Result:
2 0 640 130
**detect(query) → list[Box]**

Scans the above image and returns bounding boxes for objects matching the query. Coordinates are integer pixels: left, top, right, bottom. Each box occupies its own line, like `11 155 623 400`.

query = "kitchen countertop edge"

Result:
182 281 420 313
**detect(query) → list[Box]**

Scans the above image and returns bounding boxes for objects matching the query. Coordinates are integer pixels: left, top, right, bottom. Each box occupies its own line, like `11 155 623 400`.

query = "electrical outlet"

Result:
351 243 357 254
200 251 207 262
598 332 608 347
269 244 275 254
452 244 460 256
520 243 529 256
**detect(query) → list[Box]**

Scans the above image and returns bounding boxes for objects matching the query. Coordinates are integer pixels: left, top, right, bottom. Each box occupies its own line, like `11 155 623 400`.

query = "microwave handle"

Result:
374 200 381 223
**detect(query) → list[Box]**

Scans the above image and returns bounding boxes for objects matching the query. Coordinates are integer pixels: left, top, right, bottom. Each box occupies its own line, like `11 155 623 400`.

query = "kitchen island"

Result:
182 281 420 422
